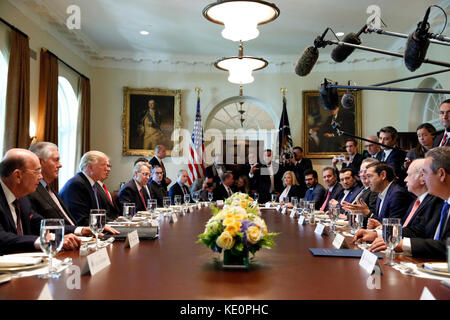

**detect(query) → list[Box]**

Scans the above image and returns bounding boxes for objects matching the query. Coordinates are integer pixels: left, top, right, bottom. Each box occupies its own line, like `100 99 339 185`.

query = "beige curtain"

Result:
75 76 91 169
3 30 30 153
37 48 58 144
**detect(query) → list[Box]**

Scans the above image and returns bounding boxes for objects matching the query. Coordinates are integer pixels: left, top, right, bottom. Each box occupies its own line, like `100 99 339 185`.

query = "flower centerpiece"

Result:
197 192 278 268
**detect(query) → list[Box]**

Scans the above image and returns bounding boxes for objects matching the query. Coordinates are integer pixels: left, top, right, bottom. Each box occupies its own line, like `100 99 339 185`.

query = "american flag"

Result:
278 95 293 156
187 97 205 185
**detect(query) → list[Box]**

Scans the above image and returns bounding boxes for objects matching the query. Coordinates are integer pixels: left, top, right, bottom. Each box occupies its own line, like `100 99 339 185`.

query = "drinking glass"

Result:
306 201 315 224
291 197 298 210
163 197 171 209
208 192 214 202
147 199 158 220
328 207 340 234
123 203 136 221
271 194 277 205
90 209 106 250
192 192 200 205
39 219 64 279
382 218 402 265
298 198 306 215
184 194 190 206
253 193 259 203
349 211 364 235
174 195 182 206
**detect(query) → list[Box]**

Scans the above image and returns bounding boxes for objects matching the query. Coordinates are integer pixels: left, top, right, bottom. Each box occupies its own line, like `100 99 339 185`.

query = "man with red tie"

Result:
117 161 152 212
96 159 120 220
169 170 190 205
0 148 81 254
432 99 450 148
319 167 343 212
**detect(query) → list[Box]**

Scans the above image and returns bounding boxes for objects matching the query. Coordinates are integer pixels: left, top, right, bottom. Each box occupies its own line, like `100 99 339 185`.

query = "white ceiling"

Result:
8 0 450 71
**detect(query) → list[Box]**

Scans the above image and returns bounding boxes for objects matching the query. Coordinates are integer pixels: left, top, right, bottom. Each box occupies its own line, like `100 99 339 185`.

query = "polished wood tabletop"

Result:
1 207 449 300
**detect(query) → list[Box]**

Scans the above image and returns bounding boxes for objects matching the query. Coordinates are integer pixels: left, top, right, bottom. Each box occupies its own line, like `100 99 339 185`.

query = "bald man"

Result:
0 148 81 254
364 135 382 160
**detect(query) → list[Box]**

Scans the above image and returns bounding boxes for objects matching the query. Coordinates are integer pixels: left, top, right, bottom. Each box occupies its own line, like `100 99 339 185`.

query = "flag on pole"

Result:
187 96 205 185
278 95 293 156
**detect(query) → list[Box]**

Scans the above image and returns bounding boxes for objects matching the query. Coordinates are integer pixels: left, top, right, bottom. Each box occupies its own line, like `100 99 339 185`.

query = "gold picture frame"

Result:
122 87 182 157
302 89 362 159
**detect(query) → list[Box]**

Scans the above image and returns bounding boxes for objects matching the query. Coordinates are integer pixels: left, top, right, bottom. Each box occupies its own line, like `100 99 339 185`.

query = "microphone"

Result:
331 24 367 63
295 28 330 76
319 79 339 111
404 7 431 72
341 81 355 109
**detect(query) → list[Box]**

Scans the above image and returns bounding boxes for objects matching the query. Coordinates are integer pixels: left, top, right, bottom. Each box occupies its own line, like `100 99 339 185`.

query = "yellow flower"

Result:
216 231 235 250
225 220 242 236
247 226 262 244
223 216 236 226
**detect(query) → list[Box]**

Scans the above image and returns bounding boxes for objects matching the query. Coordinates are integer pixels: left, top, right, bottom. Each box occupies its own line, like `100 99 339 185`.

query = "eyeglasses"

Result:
24 168 42 175
140 172 150 177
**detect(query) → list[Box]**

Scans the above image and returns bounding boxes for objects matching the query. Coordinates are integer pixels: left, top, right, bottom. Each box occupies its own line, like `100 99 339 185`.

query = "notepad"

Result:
309 248 383 258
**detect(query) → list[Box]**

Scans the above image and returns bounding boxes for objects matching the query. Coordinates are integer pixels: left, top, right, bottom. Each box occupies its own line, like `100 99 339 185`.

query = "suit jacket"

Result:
117 179 149 212
149 156 169 188
432 131 449 148
341 153 364 173
59 172 102 226
205 164 227 186
244 163 260 193
27 182 77 226
374 183 414 221
288 158 312 197
382 148 406 182
148 180 168 207
356 187 378 213
257 163 284 203
403 198 448 259
279 185 303 202
213 183 234 201
336 185 363 204
322 183 344 211
96 182 121 220
402 194 444 229
305 183 327 209
168 182 190 204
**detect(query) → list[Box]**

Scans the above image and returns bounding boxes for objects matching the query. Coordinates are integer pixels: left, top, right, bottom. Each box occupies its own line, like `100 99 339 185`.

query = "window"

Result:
58 76 79 189
423 82 447 130
0 51 8 155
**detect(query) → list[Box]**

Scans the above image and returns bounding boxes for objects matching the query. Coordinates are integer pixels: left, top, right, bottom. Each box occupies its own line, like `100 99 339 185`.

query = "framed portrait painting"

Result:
302 89 362 159
122 87 182 156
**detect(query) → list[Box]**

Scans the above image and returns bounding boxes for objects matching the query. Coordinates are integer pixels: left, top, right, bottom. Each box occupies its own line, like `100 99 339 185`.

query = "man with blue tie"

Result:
169 169 191 204
304 169 326 210
59 151 110 226
358 147 450 259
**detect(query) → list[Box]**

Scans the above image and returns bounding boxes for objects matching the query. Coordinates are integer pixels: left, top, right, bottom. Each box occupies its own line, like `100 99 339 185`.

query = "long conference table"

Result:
1 207 449 300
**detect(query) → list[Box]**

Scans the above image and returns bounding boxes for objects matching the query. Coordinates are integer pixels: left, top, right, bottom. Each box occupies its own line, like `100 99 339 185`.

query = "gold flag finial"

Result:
280 88 287 96
195 87 202 99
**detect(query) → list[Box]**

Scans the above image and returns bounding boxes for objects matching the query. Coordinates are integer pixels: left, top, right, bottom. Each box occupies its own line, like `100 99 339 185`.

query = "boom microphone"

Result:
404 7 431 72
319 79 339 111
295 28 330 76
331 24 367 62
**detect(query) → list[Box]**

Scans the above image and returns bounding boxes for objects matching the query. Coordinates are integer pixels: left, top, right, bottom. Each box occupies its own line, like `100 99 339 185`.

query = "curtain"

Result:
37 48 58 144
3 30 30 154
75 76 91 170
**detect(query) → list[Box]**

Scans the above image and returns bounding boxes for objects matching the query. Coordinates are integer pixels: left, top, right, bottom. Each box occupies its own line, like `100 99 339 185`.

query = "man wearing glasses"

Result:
118 162 152 212
148 165 168 207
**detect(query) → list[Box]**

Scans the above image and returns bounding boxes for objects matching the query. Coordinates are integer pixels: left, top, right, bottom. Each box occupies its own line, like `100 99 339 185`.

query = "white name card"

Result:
332 233 349 249
170 213 178 223
124 230 139 248
314 223 327 235
298 216 305 225
216 200 224 206
289 210 296 219
82 247 111 276
276 205 281 212
420 287 436 300
281 207 287 214
265 203 271 208
189 206 194 213
359 249 379 274
38 283 53 300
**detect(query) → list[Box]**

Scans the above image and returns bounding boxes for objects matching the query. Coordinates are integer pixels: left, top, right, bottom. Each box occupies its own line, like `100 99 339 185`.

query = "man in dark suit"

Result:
148 165 168 207
289 146 312 197
432 99 450 148
377 126 406 183
149 145 171 189
329 168 362 210
319 167 343 212
364 136 382 160
60 150 111 226
205 153 227 187
169 169 191 204
366 162 413 221
213 172 235 201
357 147 450 259
332 139 364 173
0 148 81 255
118 161 152 212
191 176 215 202
304 169 326 210
245 152 260 196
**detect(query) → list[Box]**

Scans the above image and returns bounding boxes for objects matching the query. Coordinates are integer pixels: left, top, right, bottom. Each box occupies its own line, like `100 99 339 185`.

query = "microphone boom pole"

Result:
326 83 450 94
368 28 450 46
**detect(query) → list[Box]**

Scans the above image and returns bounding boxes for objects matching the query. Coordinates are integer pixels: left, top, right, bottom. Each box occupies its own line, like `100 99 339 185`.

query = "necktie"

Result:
182 185 187 195
47 185 75 226
380 151 386 162
434 202 449 240
12 200 23 235
320 190 331 211
139 189 147 210
375 197 382 216
403 198 420 227
440 133 448 147
103 183 113 204
93 184 100 209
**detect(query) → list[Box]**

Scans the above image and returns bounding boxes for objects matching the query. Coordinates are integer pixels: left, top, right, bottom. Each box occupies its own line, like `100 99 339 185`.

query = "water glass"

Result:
123 203 136 221
253 193 259 203
382 218 402 265
184 194 190 206
298 198 306 215
271 194 277 204
90 209 106 250
39 219 64 279
208 192 214 202
163 197 171 209
306 201 315 224
291 197 298 209
192 192 200 204
174 195 182 206
328 207 340 234
349 211 363 235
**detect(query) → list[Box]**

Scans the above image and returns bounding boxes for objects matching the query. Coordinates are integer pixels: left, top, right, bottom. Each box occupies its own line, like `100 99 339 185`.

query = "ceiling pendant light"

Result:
215 41 268 84
203 0 280 42
238 85 245 127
